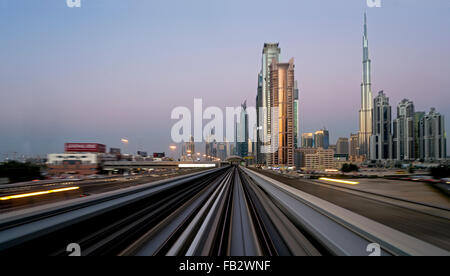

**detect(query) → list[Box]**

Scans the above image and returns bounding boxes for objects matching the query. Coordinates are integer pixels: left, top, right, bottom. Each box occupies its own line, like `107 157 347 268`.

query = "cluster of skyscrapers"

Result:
254 43 299 167
357 13 447 163
189 13 446 167
301 129 330 150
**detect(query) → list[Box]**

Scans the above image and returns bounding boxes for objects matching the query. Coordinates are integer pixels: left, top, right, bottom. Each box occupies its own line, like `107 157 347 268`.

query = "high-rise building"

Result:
205 129 217 160
349 133 359 158
336 137 349 155
314 129 329 149
217 142 228 161
256 73 263 164
267 58 295 167
294 81 300 148
370 91 392 160
414 111 425 159
182 136 195 157
419 108 447 161
259 43 281 164
301 133 314 148
236 100 249 158
358 12 373 158
393 99 415 161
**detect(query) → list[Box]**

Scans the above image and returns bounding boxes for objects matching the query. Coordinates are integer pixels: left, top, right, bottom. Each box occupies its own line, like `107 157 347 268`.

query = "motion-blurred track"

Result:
0 166 448 256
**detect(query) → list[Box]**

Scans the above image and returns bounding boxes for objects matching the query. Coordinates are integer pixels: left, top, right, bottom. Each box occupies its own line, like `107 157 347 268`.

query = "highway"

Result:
0 166 448 256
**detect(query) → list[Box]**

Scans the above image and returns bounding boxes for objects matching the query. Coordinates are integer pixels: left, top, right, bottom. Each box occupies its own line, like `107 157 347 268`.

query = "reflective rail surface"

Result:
0 166 448 256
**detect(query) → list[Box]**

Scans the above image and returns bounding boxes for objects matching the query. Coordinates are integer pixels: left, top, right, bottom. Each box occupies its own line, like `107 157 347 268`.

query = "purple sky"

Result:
0 0 449 158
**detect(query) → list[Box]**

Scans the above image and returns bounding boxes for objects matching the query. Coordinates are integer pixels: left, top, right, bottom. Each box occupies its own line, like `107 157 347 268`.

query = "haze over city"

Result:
1 0 449 157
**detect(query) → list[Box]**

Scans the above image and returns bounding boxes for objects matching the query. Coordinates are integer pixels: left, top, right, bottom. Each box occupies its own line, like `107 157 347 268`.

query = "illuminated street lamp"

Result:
169 145 177 160
121 138 129 154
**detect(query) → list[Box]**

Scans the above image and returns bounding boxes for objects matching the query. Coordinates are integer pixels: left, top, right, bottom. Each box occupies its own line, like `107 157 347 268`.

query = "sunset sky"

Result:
0 0 449 157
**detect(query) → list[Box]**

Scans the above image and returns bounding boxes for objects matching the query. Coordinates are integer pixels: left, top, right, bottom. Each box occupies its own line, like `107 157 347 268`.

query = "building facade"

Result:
267 58 295 167
349 133 359 158
393 99 415 161
47 153 100 175
414 111 425 160
258 43 281 165
294 148 318 169
314 129 329 149
182 136 195 157
358 13 373 158
419 108 447 161
370 91 392 160
336 137 349 155
304 148 335 170
236 100 249 158
294 80 300 149
301 133 314 148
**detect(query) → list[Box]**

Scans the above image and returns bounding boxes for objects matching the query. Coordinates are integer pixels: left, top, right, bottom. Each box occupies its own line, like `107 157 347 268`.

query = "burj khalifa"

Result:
358 12 373 158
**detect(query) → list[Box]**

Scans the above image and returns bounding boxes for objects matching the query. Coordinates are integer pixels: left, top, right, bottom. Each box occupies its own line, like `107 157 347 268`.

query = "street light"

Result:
169 145 177 160
121 138 129 155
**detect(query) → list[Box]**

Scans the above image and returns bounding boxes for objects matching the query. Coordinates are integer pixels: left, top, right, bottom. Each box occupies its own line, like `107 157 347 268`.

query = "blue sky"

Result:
0 0 449 157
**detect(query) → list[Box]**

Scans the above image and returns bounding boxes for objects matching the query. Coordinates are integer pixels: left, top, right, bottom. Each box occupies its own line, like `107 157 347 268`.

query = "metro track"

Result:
0 166 447 256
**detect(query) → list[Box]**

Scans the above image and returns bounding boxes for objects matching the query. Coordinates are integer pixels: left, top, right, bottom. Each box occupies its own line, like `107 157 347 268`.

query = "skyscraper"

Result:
349 133 359 158
393 99 415 161
267 58 295 167
259 43 281 164
236 100 249 158
256 73 263 164
358 12 373 158
314 129 329 149
419 108 447 161
182 136 195 157
370 91 392 160
294 80 300 148
336 137 349 155
414 111 425 159
301 133 314 148
217 142 228 161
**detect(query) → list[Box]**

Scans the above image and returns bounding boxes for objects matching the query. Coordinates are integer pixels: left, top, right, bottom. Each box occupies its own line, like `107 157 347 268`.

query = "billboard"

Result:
65 143 106 153
153 152 165 158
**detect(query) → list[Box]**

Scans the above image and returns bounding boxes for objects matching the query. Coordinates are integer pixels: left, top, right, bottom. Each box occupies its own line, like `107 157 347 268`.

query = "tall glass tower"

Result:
260 43 281 164
359 12 373 158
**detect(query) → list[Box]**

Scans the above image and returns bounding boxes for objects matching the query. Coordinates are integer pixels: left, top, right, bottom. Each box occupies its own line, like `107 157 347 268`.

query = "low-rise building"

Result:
295 148 318 169
304 148 335 170
47 153 100 175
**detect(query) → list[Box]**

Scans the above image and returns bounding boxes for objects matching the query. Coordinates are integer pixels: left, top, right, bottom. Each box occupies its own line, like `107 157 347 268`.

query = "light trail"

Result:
0 187 80 201
318 178 360 185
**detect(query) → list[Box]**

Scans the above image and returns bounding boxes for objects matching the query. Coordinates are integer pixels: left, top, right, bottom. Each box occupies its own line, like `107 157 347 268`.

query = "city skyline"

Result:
1 0 450 158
